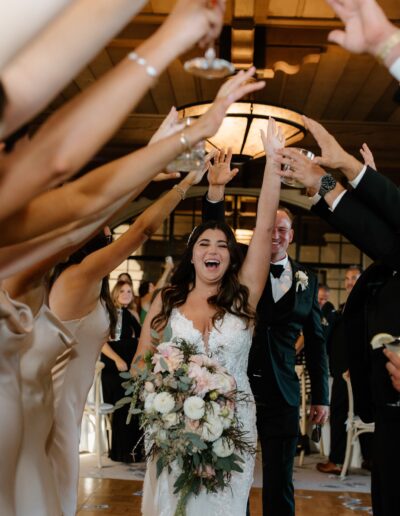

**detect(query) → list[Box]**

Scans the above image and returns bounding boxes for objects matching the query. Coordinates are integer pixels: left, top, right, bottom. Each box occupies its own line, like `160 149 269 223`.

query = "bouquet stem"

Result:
174 485 191 516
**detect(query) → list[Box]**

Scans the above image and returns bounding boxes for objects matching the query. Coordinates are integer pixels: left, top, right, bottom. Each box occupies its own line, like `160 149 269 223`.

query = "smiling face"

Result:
117 283 134 307
191 228 231 285
271 210 294 263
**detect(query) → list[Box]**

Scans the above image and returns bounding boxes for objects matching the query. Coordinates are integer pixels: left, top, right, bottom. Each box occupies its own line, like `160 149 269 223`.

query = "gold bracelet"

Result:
173 184 186 200
376 30 400 63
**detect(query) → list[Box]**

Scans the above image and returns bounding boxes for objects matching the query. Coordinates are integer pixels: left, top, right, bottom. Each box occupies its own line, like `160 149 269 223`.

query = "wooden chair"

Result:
340 373 375 479
83 361 114 468
295 364 307 467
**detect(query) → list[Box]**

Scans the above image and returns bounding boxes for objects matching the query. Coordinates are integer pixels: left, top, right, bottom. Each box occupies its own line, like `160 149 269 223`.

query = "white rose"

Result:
162 412 179 428
212 437 235 458
153 392 175 414
207 401 221 416
213 372 235 394
201 414 223 442
183 396 205 420
144 392 156 413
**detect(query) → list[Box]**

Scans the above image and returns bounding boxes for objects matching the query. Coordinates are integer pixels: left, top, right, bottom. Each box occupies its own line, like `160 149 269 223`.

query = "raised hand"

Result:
325 0 397 57
275 147 326 190
261 117 285 159
160 0 226 54
196 67 265 140
207 148 239 186
359 142 377 170
303 115 363 180
148 107 184 146
186 150 216 185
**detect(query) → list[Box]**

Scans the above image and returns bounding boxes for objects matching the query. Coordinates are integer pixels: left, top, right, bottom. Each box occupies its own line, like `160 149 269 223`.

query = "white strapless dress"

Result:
142 308 257 516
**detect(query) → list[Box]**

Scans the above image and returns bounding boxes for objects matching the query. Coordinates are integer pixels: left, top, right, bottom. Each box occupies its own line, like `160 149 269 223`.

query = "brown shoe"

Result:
316 461 342 475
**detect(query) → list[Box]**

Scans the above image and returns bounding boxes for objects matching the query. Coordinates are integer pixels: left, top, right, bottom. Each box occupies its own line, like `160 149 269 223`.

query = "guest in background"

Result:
117 272 133 285
317 265 372 475
101 280 143 463
138 256 174 324
318 283 336 341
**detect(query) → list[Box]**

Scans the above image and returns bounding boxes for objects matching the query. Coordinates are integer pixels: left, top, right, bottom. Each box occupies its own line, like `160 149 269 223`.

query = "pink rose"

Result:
188 363 215 396
152 342 184 373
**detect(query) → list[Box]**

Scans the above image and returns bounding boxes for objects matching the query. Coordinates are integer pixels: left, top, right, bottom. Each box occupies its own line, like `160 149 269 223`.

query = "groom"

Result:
202 153 329 516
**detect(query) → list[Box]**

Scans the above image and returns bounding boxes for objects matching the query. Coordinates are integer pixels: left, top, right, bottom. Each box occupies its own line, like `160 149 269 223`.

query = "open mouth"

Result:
204 260 220 270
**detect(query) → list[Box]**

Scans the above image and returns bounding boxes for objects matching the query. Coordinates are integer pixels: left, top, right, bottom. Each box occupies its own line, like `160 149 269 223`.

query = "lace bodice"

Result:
142 309 257 516
170 308 254 395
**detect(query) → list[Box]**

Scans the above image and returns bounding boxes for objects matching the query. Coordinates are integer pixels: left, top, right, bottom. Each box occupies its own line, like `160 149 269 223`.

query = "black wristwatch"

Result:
318 174 337 197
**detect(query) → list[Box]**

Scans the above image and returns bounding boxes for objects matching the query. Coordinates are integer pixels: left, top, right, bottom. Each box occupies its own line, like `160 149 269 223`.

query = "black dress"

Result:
101 308 143 463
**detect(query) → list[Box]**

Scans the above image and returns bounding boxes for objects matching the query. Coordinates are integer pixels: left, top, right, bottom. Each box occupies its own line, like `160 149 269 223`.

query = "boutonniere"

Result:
295 270 309 292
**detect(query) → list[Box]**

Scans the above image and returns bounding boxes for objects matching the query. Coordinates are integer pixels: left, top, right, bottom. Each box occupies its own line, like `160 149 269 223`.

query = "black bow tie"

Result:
270 263 284 278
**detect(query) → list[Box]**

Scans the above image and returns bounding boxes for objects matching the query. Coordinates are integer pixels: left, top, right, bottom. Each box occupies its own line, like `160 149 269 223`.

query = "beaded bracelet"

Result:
173 184 186 200
376 30 400 64
127 51 158 78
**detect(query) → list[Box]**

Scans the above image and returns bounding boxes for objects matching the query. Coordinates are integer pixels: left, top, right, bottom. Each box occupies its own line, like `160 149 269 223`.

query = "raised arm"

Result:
0 0 70 70
1 0 148 137
238 118 282 308
1 68 265 246
49 165 209 319
325 0 400 72
0 0 227 221
201 148 239 222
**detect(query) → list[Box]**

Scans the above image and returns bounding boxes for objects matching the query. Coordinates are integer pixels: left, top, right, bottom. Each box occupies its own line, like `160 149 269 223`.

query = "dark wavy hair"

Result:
151 220 255 333
49 232 118 338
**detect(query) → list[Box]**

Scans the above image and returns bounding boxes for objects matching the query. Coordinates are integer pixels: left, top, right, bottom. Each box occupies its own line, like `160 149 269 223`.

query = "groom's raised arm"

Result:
201 148 238 222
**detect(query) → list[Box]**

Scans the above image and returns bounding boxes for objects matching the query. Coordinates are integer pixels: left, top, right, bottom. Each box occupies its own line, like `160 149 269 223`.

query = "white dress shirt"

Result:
308 165 367 211
270 255 292 303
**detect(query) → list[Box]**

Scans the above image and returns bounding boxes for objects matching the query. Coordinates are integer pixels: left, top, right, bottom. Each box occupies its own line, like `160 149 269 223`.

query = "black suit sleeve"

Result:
311 194 400 269
354 166 400 231
302 272 330 406
201 194 225 222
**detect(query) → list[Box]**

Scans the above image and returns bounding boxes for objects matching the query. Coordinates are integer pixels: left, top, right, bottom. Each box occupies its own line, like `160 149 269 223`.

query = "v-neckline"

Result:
175 308 214 353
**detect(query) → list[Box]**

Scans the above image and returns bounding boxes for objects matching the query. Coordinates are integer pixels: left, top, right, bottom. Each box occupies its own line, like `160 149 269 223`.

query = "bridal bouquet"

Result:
117 337 255 516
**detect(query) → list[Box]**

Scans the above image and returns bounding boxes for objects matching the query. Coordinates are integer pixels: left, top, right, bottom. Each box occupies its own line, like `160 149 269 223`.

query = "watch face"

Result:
319 174 336 196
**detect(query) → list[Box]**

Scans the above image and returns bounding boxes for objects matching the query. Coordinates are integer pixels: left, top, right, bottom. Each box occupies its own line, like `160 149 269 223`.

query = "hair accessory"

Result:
376 30 400 63
173 184 186 201
127 51 158 78
187 226 197 246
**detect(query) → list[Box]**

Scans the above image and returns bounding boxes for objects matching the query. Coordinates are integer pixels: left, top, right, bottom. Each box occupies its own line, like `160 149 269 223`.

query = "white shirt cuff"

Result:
330 190 347 211
349 165 367 189
206 194 223 204
309 193 321 205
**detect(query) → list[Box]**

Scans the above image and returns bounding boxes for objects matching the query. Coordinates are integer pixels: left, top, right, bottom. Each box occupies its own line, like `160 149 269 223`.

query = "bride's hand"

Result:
261 117 285 162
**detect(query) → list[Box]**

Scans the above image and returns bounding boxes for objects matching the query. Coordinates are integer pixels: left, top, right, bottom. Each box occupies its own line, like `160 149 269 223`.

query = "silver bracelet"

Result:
173 184 186 200
127 51 158 78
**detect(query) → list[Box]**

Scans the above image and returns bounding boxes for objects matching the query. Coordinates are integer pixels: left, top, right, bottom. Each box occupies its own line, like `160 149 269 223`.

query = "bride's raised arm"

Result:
238 118 283 309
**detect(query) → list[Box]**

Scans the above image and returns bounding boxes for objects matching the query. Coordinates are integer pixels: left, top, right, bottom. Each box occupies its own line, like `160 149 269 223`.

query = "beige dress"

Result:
0 289 33 516
48 300 109 516
15 304 75 516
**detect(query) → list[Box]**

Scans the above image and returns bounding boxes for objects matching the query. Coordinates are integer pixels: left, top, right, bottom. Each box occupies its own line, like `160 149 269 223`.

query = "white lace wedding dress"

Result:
142 308 257 516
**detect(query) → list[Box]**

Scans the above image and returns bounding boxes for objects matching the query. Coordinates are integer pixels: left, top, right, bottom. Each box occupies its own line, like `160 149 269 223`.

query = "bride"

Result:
133 118 283 515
